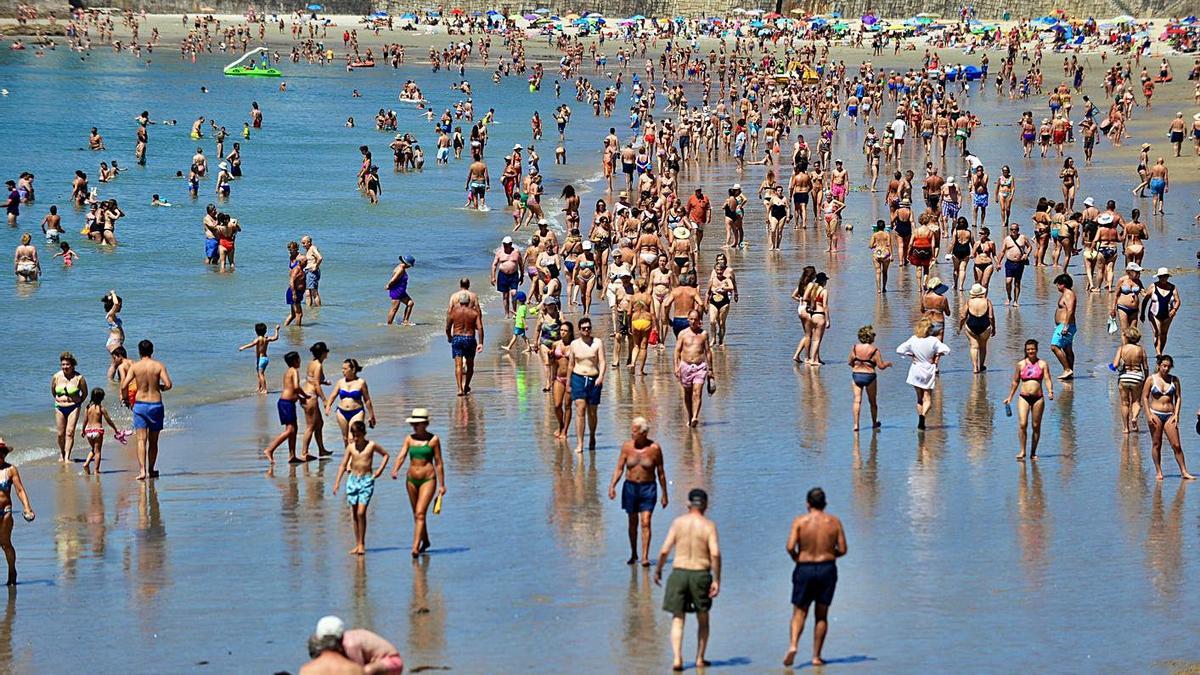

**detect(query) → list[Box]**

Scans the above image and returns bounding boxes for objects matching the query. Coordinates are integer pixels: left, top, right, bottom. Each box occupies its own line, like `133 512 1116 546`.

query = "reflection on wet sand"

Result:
1145 481 1187 601
1016 462 1048 589
961 374 995 466
549 442 603 558
618 568 665 670
851 435 880 525
407 556 446 670
131 483 168 634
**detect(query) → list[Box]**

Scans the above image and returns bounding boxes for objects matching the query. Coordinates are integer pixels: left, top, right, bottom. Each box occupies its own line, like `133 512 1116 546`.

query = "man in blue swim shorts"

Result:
446 292 484 396
783 487 847 668
1050 274 1077 379
120 339 173 481
568 317 606 453
491 235 522 317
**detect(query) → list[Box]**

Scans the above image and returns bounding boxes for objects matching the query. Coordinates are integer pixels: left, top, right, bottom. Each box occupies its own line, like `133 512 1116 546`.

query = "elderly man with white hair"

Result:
300 616 404 675
606 417 668 567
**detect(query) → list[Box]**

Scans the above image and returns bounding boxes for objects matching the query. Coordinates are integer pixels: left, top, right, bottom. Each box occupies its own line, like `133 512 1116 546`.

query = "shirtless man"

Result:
445 292 483 396
663 273 703 338
788 167 812 229
302 235 323 307
620 143 637 192
674 310 714 427
1000 223 1031 306
465 156 490 210
1146 157 1169 216
302 617 365 675
655 488 721 672
1167 112 1186 157
567 317 606 453
1050 274 1077 380
782 487 847 668
119 339 173 481
491 236 522 317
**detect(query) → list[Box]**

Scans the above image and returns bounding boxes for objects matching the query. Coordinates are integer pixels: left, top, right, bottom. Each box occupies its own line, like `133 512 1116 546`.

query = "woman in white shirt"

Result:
896 317 950 430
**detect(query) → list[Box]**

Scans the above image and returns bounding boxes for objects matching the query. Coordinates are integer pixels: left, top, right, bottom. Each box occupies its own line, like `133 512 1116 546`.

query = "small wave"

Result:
11 446 60 465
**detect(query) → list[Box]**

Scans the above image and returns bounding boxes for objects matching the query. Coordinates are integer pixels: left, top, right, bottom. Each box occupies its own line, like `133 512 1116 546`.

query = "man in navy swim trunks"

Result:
120 339 173 481
783 487 847 668
491 235 523 318
445 292 483 396
567 316 606 454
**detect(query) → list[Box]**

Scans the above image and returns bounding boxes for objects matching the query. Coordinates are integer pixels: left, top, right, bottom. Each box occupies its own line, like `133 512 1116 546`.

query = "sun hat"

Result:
405 408 430 424
672 226 691 240
1083 197 1094 206
925 276 943 290
1126 262 1142 272
400 255 415 266
315 616 345 640
1156 267 1170 277
969 283 986 298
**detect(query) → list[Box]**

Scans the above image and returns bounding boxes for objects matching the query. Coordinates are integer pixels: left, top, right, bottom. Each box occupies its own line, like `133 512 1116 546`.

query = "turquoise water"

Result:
0 49 600 451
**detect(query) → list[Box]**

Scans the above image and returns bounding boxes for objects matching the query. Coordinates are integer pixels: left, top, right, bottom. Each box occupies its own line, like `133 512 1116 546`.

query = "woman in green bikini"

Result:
390 408 446 558
51 352 87 462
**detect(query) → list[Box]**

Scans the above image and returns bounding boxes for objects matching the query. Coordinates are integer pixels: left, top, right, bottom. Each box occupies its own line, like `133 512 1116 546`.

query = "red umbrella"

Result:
450 7 464 15
764 11 782 19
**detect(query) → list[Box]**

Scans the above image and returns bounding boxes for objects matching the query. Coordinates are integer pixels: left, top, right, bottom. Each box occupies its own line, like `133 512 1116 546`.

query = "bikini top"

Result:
0 467 10 493
850 347 878 366
1119 282 1142 295
1150 377 1177 397
55 375 81 397
1020 360 1043 381
409 442 434 462
337 387 364 401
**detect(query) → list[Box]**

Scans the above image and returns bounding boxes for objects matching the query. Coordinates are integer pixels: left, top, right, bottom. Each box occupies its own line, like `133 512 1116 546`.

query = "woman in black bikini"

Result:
972 227 998 290
706 254 738 346
801 272 830 366
1140 356 1195 481
791 266 817 363
848 325 892 431
959 284 995 373
1003 339 1054 461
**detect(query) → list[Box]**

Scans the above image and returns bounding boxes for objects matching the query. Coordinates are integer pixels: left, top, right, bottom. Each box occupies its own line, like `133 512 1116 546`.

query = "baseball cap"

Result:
315 616 345 640
687 488 708 507
501 236 513 244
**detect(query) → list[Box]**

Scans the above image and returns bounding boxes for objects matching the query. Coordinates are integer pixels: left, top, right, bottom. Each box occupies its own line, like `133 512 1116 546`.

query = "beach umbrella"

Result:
764 11 781 19
630 14 645 20
535 8 550 14
564 12 579 19
913 16 935 25
745 9 764 15
862 14 878 25
829 11 841 18
750 20 765 27
306 3 323 10
916 12 938 18
790 8 805 14
401 12 417 19
732 8 746 14
1112 14 1134 23
757 28 773 36
370 10 388 17
450 7 463 15
524 13 538 20
486 9 499 14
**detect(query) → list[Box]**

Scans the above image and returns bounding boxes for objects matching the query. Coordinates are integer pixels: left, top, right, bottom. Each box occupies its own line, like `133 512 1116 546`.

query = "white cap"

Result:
513 143 522 150
581 240 593 250
1126 262 1142 272
1156 267 1170 277
501 236 513 244
732 183 741 190
1083 197 1094 206
315 616 345 639
945 176 955 185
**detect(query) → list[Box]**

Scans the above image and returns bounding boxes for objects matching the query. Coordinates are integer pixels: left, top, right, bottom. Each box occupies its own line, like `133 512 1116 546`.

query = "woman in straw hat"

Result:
959 284 996 373
390 409 446 558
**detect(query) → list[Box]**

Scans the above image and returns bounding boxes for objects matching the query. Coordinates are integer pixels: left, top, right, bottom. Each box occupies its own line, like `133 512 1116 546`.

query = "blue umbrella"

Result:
401 12 417 19
471 10 482 16
862 14 878 25
630 14 645 20
486 9 499 14
534 7 550 13
370 10 388 17
306 4 323 10
749 20 765 27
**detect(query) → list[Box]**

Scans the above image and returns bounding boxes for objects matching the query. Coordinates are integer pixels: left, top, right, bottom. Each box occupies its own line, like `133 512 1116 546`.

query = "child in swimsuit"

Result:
81 388 121 473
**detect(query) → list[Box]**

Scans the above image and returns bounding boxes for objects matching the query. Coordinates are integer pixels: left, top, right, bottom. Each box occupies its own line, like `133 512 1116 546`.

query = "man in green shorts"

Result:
655 488 721 671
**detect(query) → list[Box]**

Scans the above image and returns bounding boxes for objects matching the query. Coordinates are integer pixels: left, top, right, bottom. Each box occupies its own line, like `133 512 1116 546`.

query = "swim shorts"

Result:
1004 259 1026 281
346 473 375 506
305 269 321 290
1149 177 1166 196
277 398 298 426
621 480 657 514
662 568 714 615
671 317 690 336
257 356 269 373
791 561 838 608
570 372 602 405
132 401 165 432
205 238 219 261
678 361 708 387
451 334 478 359
497 270 520 294
1051 322 1077 349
